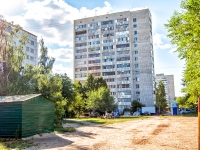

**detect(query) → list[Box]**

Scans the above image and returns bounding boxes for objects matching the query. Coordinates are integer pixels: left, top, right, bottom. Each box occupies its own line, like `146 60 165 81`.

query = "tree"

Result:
86 87 117 112
156 81 167 113
0 18 38 95
165 0 200 105
131 100 144 113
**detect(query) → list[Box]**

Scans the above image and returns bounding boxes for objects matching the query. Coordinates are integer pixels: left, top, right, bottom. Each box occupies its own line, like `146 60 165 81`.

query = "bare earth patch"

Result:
26 116 197 150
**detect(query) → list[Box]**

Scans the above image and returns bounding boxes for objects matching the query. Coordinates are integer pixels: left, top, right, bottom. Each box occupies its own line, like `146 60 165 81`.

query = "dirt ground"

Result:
26 116 198 150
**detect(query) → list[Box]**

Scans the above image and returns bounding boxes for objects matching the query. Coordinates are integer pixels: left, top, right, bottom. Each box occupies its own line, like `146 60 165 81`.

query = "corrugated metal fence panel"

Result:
22 96 55 138
0 102 22 137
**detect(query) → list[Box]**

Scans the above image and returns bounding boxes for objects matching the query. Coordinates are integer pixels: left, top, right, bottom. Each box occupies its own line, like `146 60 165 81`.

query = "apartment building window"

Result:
88 29 100 33
89 53 100 58
119 77 130 81
117 50 129 55
117 37 129 42
116 24 129 29
135 57 138 61
75 55 87 59
88 22 99 27
117 63 130 68
88 41 100 45
103 65 115 69
116 18 128 22
77 61 86 65
75 24 86 29
118 98 131 102
75 67 87 72
134 50 138 54
76 49 87 53
117 84 130 88
134 31 137 35
88 59 100 64
136 84 140 88
75 36 86 41
88 47 100 52
108 85 116 88
105 78 115 82
31 40 34 45
75 30 86 35
75 73 87 78
134 37 138 42
102 26 114 31
101 20 114 25
118 91 131 95
26 47 29 52
102 52 115 57
102 58 114 62
103 45 113 50
136 91 140 94
102 72 115 76
136 77 140 81
134 44 138 47
116 57 130 61
88 35 99 39
133 18 137 22
117 70 130 75
75 43 87 47
103 39 114 43
102 33 114 37
133 24 137 28
135 71 139 75
88 66 101 70
135 64 139 68
30 56 34 61
30 49 34 53
116 44 129 48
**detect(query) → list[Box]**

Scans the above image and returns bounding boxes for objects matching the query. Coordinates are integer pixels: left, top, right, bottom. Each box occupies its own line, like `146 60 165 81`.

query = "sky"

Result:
0 0 185 97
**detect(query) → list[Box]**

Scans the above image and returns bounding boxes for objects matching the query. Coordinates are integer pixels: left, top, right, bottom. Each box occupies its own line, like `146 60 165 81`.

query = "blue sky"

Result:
0 0 184 97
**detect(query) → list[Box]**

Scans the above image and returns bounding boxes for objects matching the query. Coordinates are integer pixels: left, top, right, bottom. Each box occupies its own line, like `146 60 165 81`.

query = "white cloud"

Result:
52 63 73 79
168 48 176 54
153 33 172 50
3 0 113 47
48 48 73 63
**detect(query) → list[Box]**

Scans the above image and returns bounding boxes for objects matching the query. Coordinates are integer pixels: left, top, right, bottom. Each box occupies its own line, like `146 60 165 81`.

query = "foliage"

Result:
123 107 131 112
131 100 144 112
155 81 167 111
86 87 117 112
69 93 85 117
38 38 55 74
0 18 38 96
165 0 200 105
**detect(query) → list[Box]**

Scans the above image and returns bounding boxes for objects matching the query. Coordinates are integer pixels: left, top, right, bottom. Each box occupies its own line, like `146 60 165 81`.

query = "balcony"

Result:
116 41 129 44
117 95 131 98
116 21 129 25
115 28 129 32
117 80 131 84
75 40 87 43
75 46 87 49
88 57 100 60
88 63 101 66
75 28 87 31
88 69 101 73
88 44 100 48
103 75 116 78
75 33 87 37
118 88 131 91
101 61 115 65
116 47 130 51
116 67 131 71
118 102 131 105
102 68 115 72
116 60 130 64
117 74 130 78
116 54 130 57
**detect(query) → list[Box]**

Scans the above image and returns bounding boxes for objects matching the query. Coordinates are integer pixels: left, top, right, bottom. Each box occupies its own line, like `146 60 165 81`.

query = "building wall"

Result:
73 9 155 111
155 74 175 104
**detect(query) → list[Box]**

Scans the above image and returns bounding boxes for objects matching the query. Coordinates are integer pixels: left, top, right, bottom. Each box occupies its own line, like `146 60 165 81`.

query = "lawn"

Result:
72 116 150 125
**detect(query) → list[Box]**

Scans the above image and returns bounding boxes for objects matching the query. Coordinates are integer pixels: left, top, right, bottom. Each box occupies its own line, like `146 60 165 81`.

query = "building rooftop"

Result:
0 94 41 103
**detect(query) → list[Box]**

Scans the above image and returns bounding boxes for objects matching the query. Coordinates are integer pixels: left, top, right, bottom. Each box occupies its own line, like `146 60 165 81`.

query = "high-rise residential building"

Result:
0 20 38 71
73 9 155 112
155 74 175 104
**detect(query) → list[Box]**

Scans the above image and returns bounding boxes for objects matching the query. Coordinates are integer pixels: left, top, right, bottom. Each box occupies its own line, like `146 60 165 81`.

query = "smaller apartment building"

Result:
155 74 175 104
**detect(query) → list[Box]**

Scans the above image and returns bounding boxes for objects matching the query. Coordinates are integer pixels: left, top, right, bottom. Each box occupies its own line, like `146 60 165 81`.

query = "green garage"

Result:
0 94 55 138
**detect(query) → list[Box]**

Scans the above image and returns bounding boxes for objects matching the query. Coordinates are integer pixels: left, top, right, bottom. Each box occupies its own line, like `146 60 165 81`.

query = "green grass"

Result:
73 116 150 125
54 127 76 133
62 120 85 126
0 139 35 150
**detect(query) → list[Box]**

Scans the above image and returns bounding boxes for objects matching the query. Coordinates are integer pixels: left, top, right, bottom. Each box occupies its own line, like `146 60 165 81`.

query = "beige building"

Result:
155 74 175 104
73 9 155 112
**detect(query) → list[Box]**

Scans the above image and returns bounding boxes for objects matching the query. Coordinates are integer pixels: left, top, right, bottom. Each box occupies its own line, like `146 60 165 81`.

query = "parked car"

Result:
123 111 131 116
180 108 195 114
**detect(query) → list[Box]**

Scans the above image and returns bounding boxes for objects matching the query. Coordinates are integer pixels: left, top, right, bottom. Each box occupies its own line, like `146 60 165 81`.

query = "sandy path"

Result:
26 116 198 150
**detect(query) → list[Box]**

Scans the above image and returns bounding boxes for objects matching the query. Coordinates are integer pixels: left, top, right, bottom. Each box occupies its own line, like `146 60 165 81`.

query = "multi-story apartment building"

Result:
0 20 38 71
155 74 175 104
73 9 155 112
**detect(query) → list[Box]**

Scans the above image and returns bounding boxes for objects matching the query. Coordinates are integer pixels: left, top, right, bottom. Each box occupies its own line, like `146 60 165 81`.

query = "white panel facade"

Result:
73 9 155 112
